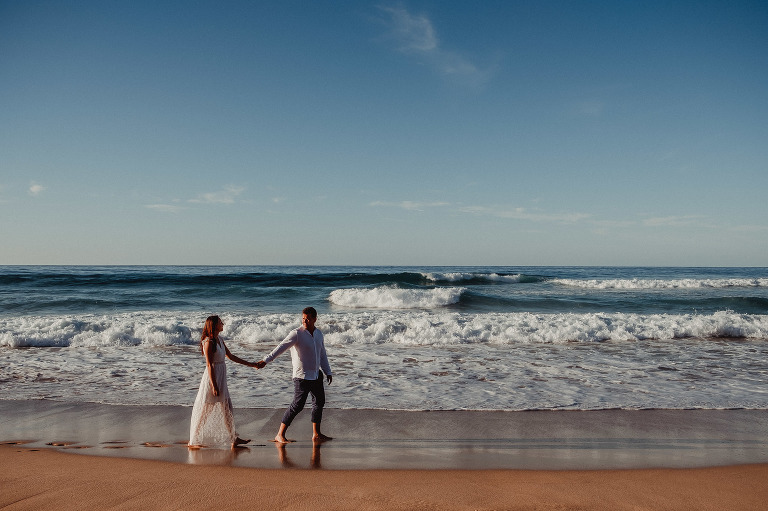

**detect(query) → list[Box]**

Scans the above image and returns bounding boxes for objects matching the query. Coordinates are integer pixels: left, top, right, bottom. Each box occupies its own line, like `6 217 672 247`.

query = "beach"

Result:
2 401 768 510
3 266 767 508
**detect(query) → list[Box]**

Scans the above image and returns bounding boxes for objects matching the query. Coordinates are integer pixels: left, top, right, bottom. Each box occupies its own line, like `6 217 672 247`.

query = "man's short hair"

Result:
302 306 317 318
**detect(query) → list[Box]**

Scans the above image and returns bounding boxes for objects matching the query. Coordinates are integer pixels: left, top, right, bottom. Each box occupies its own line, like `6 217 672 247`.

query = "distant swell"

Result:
328 286 465 309
421 272 542 284
553 278 768 290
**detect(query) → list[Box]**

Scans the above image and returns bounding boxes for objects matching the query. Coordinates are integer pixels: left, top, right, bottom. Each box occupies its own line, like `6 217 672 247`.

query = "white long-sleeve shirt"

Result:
264 326 332 380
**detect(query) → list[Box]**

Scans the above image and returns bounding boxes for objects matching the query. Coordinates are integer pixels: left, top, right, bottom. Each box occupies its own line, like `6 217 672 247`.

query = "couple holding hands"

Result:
188 307 332 450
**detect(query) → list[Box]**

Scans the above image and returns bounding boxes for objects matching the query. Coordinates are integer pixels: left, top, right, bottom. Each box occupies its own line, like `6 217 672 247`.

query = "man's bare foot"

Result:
312 433 333 442
272 435 296 444
232 437 250 448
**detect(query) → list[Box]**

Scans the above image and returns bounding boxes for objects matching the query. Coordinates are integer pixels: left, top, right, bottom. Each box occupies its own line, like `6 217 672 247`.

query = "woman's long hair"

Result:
199 315 221 354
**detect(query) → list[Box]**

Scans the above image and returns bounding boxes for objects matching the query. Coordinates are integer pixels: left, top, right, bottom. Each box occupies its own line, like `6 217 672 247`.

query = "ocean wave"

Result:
328 286 465 309
553 278 768 290
0 313 198 348
319 310 768 345
421 272 526 284
4 310 766 349
0 267 427 290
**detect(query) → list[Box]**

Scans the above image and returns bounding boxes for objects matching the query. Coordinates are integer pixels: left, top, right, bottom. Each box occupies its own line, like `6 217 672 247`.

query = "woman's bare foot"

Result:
232 437 250 448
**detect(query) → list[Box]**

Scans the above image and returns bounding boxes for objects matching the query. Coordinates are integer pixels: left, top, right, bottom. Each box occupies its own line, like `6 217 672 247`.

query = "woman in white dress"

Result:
189 315 256 449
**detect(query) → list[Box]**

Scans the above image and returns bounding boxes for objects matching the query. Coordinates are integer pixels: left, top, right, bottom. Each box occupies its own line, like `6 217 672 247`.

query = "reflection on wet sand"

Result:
275 441 323 469
185 441 322 469
187 446 250 466
5 401 768 470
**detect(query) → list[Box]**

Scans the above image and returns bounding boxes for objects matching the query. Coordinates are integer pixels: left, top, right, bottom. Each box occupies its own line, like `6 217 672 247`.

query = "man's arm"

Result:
255 330 298 368
319 332 332 384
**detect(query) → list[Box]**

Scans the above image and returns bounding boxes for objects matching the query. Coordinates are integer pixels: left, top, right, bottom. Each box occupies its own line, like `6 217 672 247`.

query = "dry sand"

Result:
2 446 767 510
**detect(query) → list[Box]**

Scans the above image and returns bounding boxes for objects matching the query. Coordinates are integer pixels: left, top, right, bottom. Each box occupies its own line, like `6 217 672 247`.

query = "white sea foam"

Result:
3 314 768 411
553 278 768 290
328 286 465 309
3 310 768 410
318 310 768 345
0 312 198 348
3 310 767 349
421 272 523 283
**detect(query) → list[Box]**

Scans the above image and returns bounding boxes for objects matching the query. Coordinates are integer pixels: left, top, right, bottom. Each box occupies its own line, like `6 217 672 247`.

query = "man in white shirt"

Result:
255 307 333 443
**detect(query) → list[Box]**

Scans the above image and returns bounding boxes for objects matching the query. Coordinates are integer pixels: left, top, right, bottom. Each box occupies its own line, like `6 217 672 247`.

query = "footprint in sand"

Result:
0 440 35 445
46 441 77 447
62 445 92 449
101 441 131 449
142 442 170 448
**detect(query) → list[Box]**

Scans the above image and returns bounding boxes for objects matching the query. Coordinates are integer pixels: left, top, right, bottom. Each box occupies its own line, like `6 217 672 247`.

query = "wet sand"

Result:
2 400 768 509
1 400 767 469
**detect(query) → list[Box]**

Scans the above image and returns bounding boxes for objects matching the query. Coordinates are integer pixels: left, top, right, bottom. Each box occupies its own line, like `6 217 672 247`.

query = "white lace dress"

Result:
189 338 238 446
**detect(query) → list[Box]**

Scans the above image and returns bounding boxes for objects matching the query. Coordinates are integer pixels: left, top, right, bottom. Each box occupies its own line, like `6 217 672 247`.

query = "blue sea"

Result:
1 265 767 411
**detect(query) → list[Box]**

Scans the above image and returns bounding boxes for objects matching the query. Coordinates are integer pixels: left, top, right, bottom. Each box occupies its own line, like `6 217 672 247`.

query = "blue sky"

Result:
1 1 766 266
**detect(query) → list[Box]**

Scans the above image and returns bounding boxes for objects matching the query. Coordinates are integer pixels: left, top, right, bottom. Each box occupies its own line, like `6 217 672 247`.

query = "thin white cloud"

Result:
370 200 449 211
642 215 703 227
29 182 45 196
377 4 494 87
189 185 245 204
380 5 437 53
460 205 591 223
591 219 637 228
147 185 246 212
145 204 185 213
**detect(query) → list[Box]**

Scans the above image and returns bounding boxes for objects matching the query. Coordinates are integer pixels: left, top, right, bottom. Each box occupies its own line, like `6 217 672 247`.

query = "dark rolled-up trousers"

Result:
281 375 325 426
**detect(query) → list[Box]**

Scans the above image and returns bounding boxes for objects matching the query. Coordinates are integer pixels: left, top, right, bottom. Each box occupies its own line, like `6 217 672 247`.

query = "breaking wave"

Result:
3 310 767 348
328 286 465 309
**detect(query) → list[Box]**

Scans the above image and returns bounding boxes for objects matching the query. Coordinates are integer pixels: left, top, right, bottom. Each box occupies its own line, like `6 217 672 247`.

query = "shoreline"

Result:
2 399 767 470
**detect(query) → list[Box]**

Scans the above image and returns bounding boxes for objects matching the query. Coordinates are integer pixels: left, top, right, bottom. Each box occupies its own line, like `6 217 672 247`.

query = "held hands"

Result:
247 359 329 384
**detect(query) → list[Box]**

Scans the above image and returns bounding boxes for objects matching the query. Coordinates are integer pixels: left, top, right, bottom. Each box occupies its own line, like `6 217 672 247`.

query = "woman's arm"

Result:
203 339 220 396
223 343 258 367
